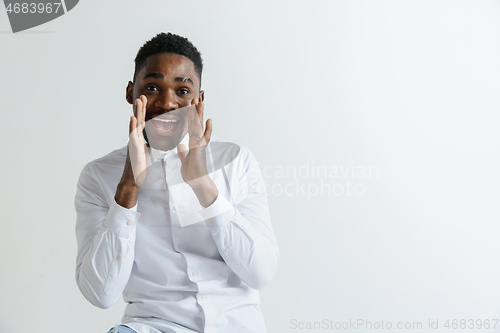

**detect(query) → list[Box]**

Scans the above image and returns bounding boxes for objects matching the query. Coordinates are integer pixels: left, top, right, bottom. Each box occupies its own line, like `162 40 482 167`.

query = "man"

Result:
75 33 279 333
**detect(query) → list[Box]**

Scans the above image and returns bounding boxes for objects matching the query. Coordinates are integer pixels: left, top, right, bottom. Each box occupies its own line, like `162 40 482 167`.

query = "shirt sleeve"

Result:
74 163 140 309
199 146 280 290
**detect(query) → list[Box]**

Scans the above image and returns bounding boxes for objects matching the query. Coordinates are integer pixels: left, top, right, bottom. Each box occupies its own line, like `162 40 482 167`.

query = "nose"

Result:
154 89 178 110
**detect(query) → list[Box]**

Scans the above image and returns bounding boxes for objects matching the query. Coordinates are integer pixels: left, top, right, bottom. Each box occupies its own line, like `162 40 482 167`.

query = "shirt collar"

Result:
149 132 190 164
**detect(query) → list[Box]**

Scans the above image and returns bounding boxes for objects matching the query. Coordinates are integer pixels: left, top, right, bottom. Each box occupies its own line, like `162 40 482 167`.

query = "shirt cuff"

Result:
198 192 234 222
102 199 141 238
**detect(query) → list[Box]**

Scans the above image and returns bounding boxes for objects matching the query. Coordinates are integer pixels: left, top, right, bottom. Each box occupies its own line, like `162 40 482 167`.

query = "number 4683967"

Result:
443 319 498 329
6 3 62 14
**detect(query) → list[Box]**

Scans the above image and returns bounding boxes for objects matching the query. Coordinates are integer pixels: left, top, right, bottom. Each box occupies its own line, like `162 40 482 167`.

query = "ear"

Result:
199 90 205 102
126 81 134 105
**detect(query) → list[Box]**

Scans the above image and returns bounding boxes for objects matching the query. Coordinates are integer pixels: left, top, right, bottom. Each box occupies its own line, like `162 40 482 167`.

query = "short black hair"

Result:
134 32 203 87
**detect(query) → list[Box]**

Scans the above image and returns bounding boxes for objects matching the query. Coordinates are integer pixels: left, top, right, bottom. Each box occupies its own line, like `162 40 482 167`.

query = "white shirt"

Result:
75 134 279 333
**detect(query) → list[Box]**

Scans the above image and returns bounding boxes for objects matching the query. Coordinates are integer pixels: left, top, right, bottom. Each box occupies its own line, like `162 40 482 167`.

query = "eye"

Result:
145 85 158 92
178 88 190 95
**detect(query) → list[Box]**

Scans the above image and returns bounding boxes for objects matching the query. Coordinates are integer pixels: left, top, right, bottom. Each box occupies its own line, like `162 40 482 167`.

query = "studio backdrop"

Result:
1 1 500 332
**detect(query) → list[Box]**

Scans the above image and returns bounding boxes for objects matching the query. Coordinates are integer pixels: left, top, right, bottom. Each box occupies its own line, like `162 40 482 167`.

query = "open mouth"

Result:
150 117 179 133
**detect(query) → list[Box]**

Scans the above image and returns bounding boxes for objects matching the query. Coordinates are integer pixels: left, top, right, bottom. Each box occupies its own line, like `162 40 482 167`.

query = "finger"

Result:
189 102 204 139
196 100 204 126
135 97 141 114
130 117 142 145
198 101 205 133
129 116 134 134
136 97 143 130
140 95 147 130
134 98 141 131
187 104 201 142
130 116 138 136
204 118 213 144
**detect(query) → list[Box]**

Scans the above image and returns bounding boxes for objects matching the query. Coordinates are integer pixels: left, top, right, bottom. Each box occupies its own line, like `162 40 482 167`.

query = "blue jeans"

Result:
106 325 137 333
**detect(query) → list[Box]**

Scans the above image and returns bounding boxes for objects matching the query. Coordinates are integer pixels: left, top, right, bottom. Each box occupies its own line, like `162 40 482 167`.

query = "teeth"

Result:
154 118 178 123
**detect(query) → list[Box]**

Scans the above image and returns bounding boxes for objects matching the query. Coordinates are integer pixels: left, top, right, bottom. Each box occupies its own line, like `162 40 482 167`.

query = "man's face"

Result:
126 53 204 151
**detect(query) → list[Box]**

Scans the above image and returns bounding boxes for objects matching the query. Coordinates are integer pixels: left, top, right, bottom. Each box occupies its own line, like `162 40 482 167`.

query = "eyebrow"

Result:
143 72 163 80
142 73 194 86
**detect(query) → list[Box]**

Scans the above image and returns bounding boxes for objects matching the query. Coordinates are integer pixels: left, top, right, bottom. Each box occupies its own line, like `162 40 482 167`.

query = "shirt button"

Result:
172 206 177 211
116 255 121 261
224 247 230 252
126 220 133 226
206 218 212 223
192 271 198 277
178 244 184 250
167 170 173 176
200 295 207 301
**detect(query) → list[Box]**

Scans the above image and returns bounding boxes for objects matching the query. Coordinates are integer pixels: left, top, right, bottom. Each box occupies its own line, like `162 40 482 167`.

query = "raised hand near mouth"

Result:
176 99 219 207
115 95 151 208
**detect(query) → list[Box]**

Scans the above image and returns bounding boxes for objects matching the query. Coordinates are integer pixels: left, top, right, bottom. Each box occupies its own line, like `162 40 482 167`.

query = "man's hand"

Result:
128 95 151 187
115 95 151 208
177 99 219 207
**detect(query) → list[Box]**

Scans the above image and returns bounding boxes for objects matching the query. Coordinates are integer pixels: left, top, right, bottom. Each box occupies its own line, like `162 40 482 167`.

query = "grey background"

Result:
1 0 500 332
